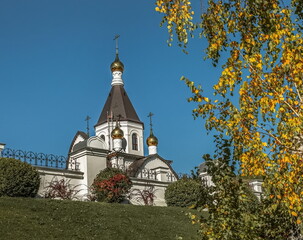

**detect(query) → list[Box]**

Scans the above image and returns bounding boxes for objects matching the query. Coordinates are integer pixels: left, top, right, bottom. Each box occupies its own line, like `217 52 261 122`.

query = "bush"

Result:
0 158 40 197
43 177 81 200
165 178 207 208
92 167 132 203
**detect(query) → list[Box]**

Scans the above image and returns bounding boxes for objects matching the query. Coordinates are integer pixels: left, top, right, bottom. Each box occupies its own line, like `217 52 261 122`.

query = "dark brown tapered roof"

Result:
95 85 143 126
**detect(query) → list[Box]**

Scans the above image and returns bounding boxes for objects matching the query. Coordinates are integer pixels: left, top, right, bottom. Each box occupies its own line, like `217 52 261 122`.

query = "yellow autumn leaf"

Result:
291 211 298 217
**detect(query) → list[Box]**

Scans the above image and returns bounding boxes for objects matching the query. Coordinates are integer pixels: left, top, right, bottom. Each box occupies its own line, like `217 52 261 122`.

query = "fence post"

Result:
0 143 5 155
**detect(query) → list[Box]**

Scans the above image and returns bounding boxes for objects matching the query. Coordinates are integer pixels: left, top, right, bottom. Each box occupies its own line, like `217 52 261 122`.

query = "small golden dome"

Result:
110 54 124 72
111 125 124 139
146 132 158 146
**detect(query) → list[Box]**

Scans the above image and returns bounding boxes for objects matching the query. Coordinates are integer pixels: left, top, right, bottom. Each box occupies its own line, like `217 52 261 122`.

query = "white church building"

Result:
1 50 178 206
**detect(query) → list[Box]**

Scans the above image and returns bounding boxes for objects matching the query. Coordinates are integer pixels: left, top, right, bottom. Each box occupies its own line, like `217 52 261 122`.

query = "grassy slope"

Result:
0 197 201 240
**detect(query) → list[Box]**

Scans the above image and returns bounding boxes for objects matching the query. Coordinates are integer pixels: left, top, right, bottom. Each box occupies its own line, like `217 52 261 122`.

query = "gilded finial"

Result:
111 34 124 72
146 112 158 146
111 119 124 139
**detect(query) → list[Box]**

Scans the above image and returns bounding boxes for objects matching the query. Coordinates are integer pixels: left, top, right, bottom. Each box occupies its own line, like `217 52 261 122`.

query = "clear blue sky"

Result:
0 0 221 174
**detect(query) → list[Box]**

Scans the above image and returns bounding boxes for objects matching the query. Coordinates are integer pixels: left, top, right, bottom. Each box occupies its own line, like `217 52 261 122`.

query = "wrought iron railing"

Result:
1 148 67 169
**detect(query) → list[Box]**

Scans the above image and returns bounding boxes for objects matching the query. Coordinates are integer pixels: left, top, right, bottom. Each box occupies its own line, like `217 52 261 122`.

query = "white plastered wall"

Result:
68 136 108 196
139 156 177 182
69 152 107 195
95 121 144 156
130 178 170 206
36 167 86 199
129 156 177 206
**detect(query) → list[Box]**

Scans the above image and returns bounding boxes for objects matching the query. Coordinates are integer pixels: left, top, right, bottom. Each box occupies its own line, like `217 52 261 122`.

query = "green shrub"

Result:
0 158 40 197
165 178 207 208
91 167 132 203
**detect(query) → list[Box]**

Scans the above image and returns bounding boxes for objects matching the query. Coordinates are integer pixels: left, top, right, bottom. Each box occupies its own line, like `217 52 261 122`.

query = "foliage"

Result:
155 0 195 50
257 187 301 239
92 167 132 203
165 177 207 208
0 157 40 197
0 197 202 240
130 185 157 206
43 177 82 200
189 166 201 181
155 0 303 237
194 140 260 239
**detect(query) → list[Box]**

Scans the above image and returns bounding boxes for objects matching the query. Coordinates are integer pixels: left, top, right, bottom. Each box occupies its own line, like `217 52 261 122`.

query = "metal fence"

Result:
1 148 67 169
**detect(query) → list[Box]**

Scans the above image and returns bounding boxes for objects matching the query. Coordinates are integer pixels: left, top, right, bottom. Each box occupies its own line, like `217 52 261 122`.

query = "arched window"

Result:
100 135 105 141
132 133 138 150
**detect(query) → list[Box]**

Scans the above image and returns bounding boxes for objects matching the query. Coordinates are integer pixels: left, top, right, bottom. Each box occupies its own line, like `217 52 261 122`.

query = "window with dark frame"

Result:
132 133 138 150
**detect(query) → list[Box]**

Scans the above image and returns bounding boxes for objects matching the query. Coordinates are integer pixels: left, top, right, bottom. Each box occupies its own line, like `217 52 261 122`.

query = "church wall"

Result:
69 149 108 191
36 148 108 200
70 153 89 191
120 121 144 156
86 154 107 188
36 167 86 199
95 123 113 151
36 165 171 205
95 121 144 156
130 178 170 206
140 157 177 182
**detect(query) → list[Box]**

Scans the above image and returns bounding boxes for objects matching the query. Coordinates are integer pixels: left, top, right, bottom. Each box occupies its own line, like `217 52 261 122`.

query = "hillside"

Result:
0 197 201 240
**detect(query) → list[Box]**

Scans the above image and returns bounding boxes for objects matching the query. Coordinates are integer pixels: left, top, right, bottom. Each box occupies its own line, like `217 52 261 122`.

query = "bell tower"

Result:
94 36 144 156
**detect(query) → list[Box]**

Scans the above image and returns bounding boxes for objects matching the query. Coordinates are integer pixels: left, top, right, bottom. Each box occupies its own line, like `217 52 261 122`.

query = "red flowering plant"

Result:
130 185 157 206
92 168 132 203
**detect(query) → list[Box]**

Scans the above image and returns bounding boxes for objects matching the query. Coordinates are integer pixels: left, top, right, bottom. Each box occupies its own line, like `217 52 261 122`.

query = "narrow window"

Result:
101 135 105 141
132 133 138 150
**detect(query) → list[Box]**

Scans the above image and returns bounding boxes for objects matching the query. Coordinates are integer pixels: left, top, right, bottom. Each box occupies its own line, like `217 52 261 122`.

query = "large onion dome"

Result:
146 130 158 146
110 54 124 72
111 121 124 139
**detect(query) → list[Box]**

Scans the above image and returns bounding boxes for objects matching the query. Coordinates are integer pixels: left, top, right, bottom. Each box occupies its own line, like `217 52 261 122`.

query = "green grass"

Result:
0 197 202 240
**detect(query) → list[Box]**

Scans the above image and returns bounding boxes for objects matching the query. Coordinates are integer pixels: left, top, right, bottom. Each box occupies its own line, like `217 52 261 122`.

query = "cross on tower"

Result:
113 34 120 55
147 112 154 132
85 115 91 137
117 114 122 121
116 114 123 127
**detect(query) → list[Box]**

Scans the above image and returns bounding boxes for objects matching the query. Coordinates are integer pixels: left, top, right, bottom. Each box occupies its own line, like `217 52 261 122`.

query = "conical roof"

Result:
95 85 143 126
